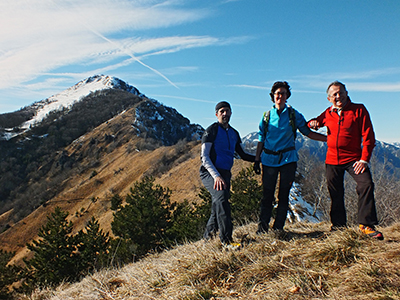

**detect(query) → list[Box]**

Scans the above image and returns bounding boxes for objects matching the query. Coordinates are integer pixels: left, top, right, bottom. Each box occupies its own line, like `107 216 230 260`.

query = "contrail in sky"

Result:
86 29 180 89
50 0 179 89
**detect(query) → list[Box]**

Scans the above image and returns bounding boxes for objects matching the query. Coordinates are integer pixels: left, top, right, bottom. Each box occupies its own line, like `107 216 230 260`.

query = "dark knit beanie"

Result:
215 101 231 112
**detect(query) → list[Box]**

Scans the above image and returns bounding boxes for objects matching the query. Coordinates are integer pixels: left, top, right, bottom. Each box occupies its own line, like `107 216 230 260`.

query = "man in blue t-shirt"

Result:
200 101 255 245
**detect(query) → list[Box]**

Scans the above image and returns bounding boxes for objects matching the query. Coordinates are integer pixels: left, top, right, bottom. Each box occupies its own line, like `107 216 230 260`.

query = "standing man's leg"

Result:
201 170 218 240
201 169 232 244
273 162 296 230
258 165 278 233
326 164 347 227
346 164 378 226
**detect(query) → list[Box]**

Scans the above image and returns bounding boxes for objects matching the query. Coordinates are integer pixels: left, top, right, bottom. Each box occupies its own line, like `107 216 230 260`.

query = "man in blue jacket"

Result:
200 101 255 246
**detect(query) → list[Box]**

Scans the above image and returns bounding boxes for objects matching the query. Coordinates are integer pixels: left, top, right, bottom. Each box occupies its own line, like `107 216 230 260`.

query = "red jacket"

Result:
308 100 375 165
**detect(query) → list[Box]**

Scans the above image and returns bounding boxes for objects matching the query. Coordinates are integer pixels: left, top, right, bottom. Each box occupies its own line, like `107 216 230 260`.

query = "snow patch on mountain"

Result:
22 75 142 129
241 132 324 224
287 183 323 223
2 75 144 140
131 98 204 145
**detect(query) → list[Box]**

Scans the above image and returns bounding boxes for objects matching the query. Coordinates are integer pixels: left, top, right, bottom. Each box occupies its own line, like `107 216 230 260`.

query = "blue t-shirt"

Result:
202 122 241 171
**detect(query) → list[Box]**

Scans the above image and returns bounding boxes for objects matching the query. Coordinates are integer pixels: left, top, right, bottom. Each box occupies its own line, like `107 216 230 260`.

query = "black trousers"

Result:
326 162 378 227
258 162 297 231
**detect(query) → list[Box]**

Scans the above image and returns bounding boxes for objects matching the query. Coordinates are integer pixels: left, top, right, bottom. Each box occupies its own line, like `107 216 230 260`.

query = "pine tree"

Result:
111 176 173 257
75 217 111 275
0 250 21 300
23 207 78 289
168 198 209 242
230 167 263 224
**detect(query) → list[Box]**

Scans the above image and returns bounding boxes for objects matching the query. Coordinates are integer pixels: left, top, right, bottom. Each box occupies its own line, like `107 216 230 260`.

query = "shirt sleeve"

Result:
201 142 220 179
235 142 256 162
359 105 376 162
258 115 266 142
307 110 327 128
295 110 312 136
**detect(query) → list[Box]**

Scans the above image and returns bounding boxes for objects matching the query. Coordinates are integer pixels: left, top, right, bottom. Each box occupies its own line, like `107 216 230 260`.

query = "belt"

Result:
263 146 295 163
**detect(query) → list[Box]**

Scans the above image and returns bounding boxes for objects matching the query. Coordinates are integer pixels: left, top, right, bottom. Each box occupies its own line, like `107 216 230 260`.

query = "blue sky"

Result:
1 0 399 143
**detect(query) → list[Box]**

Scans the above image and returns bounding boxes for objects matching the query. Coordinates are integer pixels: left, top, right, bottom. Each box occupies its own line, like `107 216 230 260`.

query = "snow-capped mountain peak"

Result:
22 75 142 130
2 75 143 140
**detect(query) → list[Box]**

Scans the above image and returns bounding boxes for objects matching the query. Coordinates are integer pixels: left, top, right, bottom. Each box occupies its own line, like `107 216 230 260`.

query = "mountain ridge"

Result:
0 75 144 140
0 75 204 241
1 74 399 268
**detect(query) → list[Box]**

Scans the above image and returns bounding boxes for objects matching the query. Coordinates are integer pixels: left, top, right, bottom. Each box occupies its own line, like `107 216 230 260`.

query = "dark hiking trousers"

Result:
201 168 233 244
326 162 378 227
258 162 296 232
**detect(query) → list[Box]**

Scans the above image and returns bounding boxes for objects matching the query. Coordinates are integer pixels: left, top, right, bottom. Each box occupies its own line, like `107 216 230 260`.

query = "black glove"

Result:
253 161 261 175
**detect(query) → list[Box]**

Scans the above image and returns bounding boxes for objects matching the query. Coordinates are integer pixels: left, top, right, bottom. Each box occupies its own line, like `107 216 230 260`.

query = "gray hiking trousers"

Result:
200 168 232 244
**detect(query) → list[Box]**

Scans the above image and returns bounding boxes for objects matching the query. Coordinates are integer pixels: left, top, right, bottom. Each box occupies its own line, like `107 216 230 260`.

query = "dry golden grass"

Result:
0 103 257 266
25 222 400 300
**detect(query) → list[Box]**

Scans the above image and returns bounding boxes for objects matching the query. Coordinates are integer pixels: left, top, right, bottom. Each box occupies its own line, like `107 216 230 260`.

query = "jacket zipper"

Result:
336 114 343 164
225 127 231 150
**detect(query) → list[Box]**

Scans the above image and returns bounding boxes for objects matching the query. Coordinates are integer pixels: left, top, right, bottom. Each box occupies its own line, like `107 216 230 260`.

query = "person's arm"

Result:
359 106 376 162
308 119 321 130
252 142 264 175
201 142 220 178
354 105 376 174
307 110 327 130
307 131 327 142
295 110 327 142
235 142 255 162
201 142 227 190
253 117 266 175
255 141 263 161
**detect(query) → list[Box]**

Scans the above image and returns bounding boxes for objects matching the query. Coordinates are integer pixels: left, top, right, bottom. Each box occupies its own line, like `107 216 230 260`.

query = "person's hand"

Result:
214 176 227 191
253 161 261 175
353 161 367 174
309 120 320 130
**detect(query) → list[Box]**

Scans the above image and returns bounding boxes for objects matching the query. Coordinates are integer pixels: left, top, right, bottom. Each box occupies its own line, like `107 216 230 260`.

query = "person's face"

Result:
216 107 231 126
273 87 288 111
327 85 348 108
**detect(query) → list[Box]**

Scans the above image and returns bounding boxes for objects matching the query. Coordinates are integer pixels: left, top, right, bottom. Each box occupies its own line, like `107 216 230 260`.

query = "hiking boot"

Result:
222 242 241 251
359 224 384 240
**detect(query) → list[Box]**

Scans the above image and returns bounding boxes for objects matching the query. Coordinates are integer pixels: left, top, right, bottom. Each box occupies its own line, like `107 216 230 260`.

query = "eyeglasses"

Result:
328 91 346 98
274 92 287 96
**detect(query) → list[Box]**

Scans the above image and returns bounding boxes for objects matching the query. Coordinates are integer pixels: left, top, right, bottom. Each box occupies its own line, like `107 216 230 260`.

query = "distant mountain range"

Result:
0 75 399 263
242 131 400 176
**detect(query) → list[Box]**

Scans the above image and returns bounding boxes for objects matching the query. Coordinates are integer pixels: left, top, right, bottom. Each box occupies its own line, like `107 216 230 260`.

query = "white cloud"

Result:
0 0 215 90
228 84 268 90
349 82 400 92
288 68 400 92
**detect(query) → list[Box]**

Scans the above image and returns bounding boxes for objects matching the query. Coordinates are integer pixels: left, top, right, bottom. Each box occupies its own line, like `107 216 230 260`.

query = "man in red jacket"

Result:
308 81 383 240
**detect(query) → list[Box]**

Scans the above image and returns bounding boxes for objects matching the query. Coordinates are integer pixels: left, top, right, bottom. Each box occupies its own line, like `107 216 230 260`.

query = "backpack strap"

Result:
262 110 271 138
288 105 297 139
